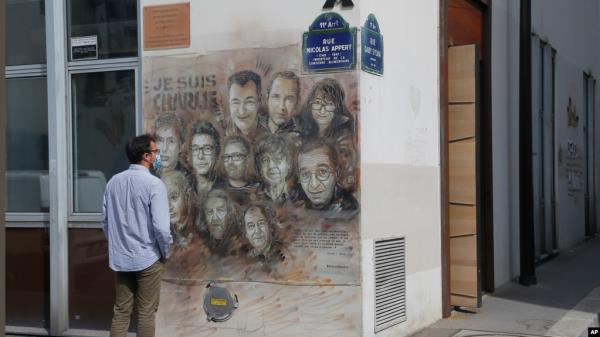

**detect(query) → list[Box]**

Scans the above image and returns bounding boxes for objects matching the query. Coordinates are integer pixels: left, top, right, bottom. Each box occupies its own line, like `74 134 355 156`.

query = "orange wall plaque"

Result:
143 3 190 50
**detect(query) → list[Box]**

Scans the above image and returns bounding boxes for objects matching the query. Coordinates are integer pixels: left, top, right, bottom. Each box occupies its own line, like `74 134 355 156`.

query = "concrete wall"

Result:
141 0 442 336
491 0 600 287
359 0 441 336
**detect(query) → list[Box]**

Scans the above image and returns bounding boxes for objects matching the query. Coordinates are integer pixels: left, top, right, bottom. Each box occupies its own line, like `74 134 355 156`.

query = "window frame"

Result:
5 0 142 335
66 64 140 223
5 69 49 223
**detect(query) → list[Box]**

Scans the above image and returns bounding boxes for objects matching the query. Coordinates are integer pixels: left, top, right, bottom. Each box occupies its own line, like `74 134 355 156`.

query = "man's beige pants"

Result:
110 260 164 337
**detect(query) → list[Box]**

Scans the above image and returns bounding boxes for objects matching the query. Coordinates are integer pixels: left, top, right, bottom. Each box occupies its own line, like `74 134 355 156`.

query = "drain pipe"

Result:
519 0 537 286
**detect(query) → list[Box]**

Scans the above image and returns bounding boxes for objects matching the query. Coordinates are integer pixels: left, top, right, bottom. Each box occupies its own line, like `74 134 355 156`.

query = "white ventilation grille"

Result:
374 237 406 333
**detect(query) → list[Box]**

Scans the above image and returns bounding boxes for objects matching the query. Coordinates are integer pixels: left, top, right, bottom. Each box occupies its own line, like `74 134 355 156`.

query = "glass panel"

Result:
6 77 49 213
6 228 50 328
71 70 136 213
6 0 46 66
68 0 138 60
69 229 123 331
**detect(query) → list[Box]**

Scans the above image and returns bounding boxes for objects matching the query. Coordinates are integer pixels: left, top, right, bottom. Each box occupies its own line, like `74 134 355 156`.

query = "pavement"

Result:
411 237 600 337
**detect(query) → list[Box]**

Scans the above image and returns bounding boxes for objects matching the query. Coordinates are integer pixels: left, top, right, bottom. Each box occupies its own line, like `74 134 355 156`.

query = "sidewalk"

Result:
411 237 600 337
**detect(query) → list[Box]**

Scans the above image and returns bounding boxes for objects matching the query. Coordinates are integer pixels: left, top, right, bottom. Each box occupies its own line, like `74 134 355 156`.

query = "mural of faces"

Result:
335 134 358 191
298 146 337 207
191 134 217 176
162 170 186 226
259 152 290 186
156 125 181 172
268 77 299 130
244 206 271 254
229 81 259 135
310 91 336 133
222 139 249 182
204 193 229 240
147 62 359 277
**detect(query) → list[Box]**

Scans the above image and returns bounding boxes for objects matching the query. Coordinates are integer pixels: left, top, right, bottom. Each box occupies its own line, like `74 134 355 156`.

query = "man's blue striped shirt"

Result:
101 164 173 272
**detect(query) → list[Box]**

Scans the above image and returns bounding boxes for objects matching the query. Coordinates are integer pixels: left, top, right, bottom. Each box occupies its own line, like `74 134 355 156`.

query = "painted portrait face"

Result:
298 147 336 207
268 78 298 127
163 175 183 225
229 82 259 135
259 152 290 186
310 91 336 132
155 126 180 171
244 207 271 253
204 196 228 240
223 141 248 181
336 135 357 190
191 134 216 176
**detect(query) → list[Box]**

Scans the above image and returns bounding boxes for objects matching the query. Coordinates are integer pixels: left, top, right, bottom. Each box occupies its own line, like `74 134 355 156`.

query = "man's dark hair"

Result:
223 135 251 154
301 78 355 139
126 134 156 164
190 120 221 158
227 70 262 96
267 71 300 102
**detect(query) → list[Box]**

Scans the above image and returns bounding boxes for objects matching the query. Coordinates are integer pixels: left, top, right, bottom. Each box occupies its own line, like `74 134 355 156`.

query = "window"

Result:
6 229 50 329
71 70 136 213
65 1 139 333
5 0 140 334
6 0 46 66
67 0 138 61
5 1 50 332
6 77 49 213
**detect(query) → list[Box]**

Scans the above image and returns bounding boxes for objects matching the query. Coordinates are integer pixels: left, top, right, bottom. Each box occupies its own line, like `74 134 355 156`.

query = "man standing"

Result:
102 134 173 337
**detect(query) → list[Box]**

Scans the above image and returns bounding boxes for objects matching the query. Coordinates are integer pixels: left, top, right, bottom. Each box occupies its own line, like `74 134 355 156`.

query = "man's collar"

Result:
129 164 149 171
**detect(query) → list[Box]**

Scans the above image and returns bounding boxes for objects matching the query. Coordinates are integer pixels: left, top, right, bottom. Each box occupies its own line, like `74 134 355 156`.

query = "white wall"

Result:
359 0 442 336
491 0 600 287
142 0 360 56
531 0 600 250
141 0 443 336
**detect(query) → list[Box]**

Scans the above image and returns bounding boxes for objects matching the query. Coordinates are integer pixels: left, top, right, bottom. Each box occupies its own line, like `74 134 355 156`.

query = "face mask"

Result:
153 154 162 171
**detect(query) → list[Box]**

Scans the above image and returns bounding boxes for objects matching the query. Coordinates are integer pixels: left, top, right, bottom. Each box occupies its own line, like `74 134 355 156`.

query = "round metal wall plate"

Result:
203 283 238 322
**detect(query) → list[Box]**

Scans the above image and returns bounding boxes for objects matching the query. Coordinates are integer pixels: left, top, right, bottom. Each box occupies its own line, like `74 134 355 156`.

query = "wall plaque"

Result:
303 13 357 73
143 3 190 50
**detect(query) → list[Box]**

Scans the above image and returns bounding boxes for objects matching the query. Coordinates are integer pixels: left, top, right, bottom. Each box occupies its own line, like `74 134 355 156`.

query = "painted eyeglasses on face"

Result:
222 152 247 162
310 99 336 112
299 166 332 183
192 145 214 156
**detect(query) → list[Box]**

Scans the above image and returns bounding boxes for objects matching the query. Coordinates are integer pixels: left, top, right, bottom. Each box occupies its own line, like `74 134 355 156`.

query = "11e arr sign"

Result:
303 13 356 73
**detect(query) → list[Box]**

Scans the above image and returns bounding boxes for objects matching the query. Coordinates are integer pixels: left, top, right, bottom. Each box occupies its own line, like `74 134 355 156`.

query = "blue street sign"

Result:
361 14 384 76
303 13 357 73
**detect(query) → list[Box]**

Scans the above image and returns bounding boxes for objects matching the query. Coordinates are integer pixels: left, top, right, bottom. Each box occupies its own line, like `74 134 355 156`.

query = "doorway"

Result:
441 0 494 315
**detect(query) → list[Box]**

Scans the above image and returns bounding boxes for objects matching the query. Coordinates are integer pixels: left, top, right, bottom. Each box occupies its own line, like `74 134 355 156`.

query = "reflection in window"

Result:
69 229 125 331
71 70 136 213
68 0 138 60
6 228 50 328
6 0 46 66
6 77 49 213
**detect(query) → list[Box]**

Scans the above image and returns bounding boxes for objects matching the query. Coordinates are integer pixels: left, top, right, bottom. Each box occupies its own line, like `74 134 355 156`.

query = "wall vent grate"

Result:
374 237 406 333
